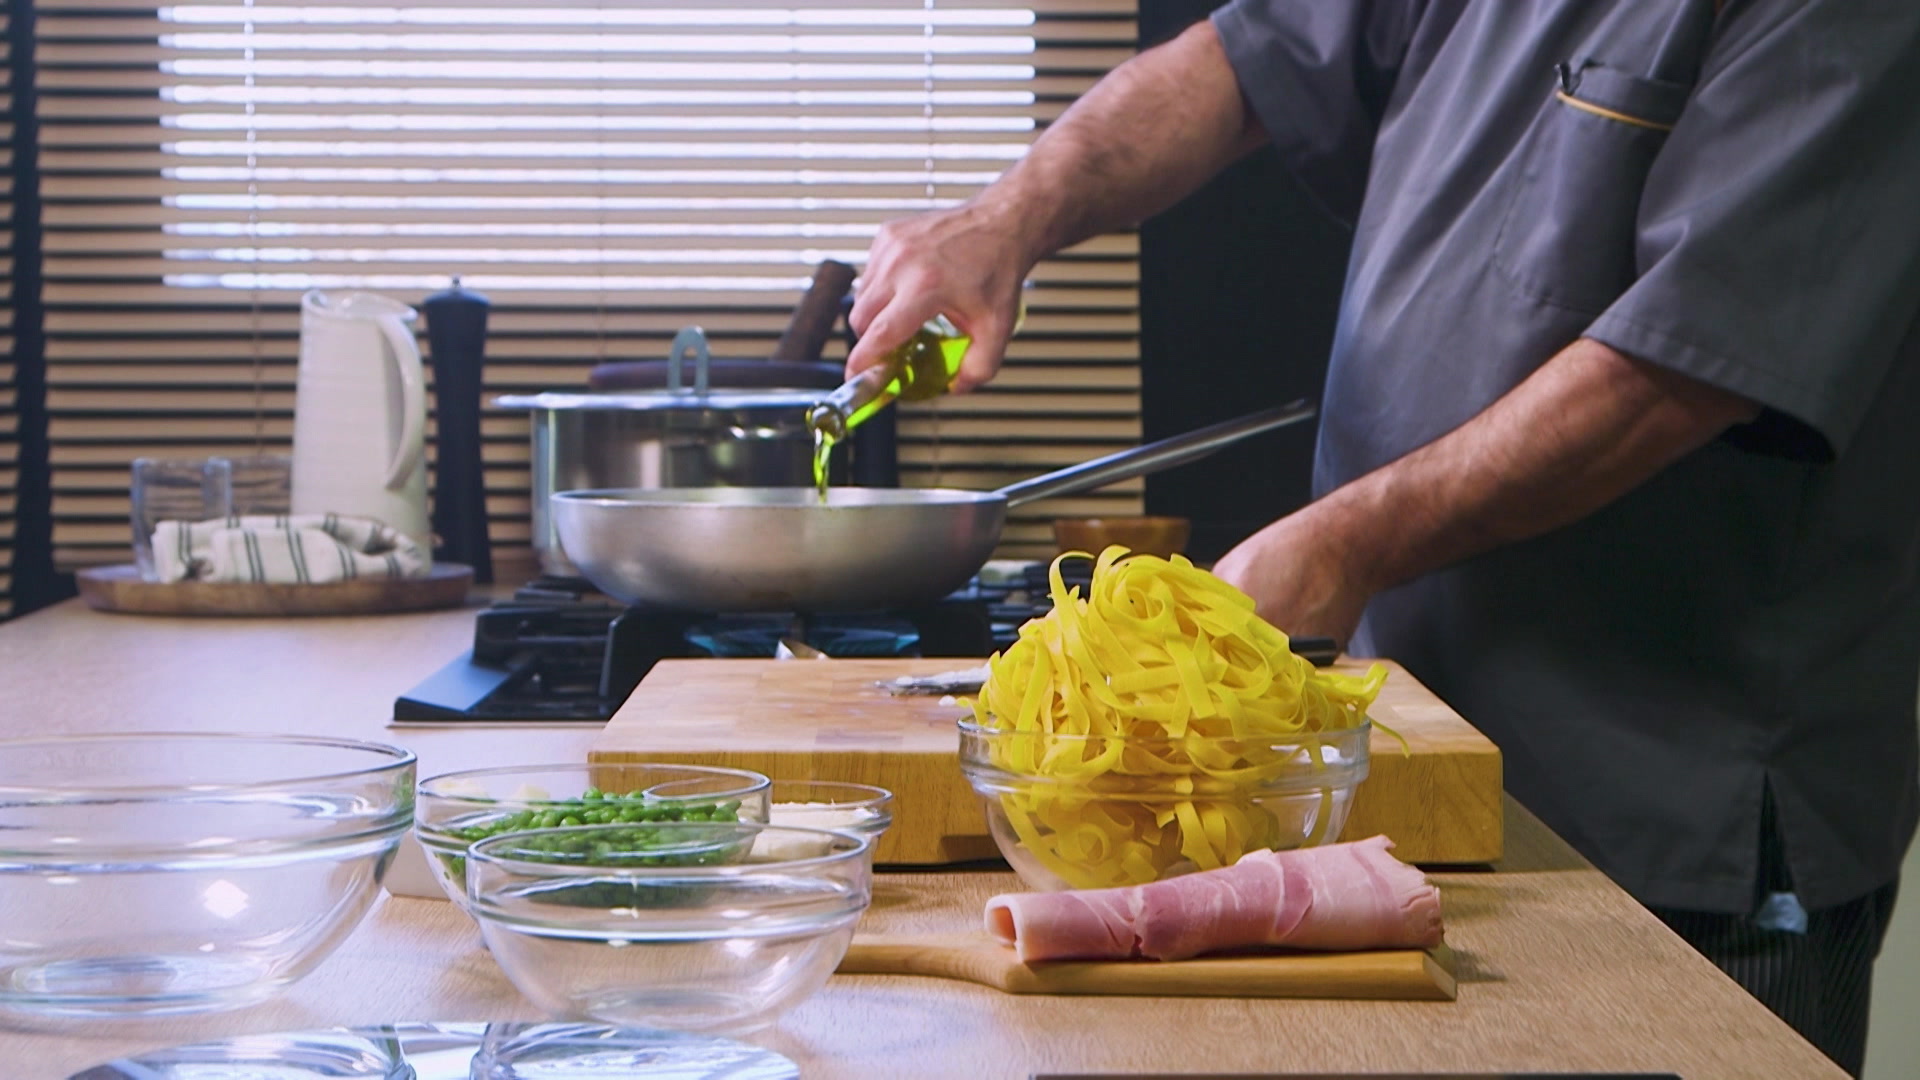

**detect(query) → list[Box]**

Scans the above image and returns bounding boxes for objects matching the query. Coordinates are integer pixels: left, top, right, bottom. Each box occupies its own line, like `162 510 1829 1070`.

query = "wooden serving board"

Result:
590 658 1502 866
837 933 1456 1001
77 563 473 617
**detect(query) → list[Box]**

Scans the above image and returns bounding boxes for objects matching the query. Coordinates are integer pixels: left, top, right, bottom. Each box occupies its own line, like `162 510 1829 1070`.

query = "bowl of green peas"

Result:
415 763 771 912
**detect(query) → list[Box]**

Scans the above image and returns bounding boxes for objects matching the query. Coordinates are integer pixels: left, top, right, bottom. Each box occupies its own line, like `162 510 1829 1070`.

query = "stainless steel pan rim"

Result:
553 487 999 510
495 390 831 412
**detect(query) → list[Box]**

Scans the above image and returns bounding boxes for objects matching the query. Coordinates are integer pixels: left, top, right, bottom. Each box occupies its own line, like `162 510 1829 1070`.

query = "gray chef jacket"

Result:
1210 0 1920 913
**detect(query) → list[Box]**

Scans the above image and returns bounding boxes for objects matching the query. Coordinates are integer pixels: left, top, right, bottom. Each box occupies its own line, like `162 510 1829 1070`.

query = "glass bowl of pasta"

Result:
955 546 1386 892
959 721 1370 891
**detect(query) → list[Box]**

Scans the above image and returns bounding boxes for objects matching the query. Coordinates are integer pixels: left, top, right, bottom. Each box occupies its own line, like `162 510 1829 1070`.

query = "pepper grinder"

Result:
423 277 494 583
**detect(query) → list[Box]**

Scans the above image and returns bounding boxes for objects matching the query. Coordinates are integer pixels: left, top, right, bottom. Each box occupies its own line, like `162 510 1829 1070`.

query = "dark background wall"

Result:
1136 0 1354 561
5 0 64 619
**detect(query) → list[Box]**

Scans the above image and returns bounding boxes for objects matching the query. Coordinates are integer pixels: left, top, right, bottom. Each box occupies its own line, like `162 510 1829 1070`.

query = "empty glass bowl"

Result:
765 780 893 858
415 763 771 911
958 720 1370 891
466 822 871 1034
0 732 415 1018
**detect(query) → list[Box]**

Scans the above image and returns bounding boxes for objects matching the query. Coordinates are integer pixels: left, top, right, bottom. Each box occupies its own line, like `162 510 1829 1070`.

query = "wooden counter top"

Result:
0 599 1846 1079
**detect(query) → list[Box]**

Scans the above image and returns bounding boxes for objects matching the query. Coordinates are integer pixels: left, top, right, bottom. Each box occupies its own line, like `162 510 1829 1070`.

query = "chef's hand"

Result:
847 201 1032 393
1211 511 1376 648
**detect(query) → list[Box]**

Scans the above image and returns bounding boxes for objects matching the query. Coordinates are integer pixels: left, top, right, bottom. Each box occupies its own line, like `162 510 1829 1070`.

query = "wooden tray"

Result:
77 563 474 617
838 932 1456 1000
590 657 1503 866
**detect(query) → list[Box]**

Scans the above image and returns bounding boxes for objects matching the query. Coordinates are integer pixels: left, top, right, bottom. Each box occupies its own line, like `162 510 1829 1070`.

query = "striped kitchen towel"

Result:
150 514 431 584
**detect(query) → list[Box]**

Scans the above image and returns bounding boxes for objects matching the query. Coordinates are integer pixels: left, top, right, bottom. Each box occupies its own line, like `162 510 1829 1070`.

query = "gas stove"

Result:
392 566 1078 724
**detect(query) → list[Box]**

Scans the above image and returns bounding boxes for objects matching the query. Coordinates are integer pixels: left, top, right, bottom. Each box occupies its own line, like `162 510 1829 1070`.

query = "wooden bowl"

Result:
1052 516 1192 560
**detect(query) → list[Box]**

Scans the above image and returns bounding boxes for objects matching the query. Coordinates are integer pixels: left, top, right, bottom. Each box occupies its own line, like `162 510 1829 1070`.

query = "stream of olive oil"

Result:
812 427 835 500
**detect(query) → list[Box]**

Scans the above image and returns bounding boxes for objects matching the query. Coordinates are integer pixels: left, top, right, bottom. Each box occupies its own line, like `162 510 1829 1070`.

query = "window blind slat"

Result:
45 177 1009 200
48 125 1049 148
43 306 1138 335
47 258 1138 286
38 71 1105 96
53 15 1136 37
45 98 1067 120
47 0 1131 13
44 283 1139 309
44 230 1139 262
43 50 1129 75
44 342 1141 370
46 359 1145 390
47 203 1002 226
45 6 1134 34
45 384 1141 414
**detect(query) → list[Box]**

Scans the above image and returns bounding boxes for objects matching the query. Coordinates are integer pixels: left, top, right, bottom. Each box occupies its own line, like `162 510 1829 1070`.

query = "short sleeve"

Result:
1584 0 1920 460
1209 0 1427 224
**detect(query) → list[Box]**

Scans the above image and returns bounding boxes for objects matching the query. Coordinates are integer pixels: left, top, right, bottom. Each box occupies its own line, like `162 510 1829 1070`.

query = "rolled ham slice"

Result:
985 835 1443 963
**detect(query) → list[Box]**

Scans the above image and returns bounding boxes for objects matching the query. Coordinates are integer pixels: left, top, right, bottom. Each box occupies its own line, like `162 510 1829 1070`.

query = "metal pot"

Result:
496 328 834 577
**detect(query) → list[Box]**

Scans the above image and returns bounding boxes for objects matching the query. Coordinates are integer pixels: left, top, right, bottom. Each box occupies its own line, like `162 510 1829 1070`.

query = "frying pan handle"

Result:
995 400 1318 509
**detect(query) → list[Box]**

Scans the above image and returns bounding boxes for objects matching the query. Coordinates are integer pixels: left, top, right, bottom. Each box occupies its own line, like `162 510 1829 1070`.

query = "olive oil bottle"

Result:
806 315 970 496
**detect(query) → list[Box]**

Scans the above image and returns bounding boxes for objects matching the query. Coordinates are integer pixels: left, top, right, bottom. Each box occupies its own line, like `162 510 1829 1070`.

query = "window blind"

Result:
34 0 1139 577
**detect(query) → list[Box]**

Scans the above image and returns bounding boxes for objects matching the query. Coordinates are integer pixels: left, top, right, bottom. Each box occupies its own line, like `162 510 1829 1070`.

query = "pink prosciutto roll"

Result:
985 835 1444 963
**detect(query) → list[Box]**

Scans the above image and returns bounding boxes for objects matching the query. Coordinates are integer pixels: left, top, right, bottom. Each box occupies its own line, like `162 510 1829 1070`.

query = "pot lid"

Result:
588 359 845 392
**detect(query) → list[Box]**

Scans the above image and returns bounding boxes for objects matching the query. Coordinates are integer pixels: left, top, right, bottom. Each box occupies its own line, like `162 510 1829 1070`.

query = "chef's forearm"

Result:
1310 338 1761 593
989 21 1266 265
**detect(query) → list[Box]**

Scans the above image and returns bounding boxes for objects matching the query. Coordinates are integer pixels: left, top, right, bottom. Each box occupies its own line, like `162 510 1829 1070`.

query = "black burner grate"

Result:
394 575 1035 724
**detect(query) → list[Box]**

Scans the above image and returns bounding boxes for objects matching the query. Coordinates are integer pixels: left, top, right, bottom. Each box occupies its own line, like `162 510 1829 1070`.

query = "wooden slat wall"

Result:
34 0 1139 576
2 9 17 613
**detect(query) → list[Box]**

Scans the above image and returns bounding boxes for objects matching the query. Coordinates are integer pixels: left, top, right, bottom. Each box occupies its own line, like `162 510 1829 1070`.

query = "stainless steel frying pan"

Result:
551 400 1316 612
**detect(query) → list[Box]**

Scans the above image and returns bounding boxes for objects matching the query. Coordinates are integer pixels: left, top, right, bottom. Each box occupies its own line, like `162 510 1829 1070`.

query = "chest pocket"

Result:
1492 61 1695 315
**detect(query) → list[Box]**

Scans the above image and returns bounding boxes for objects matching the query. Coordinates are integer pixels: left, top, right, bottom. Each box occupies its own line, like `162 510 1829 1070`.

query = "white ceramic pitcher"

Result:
291 290 431 550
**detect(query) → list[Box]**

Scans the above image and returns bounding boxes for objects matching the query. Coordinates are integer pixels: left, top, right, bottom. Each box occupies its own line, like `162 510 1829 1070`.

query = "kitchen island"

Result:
0 599 1848 1079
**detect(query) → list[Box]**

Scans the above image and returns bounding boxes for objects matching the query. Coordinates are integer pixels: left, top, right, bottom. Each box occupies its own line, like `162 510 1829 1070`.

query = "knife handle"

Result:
770 260 857 365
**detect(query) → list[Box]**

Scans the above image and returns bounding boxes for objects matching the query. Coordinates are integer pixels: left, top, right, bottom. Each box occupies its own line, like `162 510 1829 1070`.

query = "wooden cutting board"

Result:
77 563 473 617
591 658 1501 865
837 933 1456 1000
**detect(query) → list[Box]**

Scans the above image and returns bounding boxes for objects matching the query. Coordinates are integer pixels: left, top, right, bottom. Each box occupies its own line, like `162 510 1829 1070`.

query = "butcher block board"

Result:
837 933 1456 1000
590 658 1502 866
77 562 473 617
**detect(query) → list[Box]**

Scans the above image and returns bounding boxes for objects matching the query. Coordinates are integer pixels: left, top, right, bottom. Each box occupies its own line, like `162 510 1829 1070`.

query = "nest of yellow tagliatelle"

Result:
959 547 1389 891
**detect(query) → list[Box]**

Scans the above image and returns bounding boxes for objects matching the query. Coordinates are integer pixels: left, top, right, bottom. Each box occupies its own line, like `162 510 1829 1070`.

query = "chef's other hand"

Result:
848 202 1031 393
1212 512 1375 649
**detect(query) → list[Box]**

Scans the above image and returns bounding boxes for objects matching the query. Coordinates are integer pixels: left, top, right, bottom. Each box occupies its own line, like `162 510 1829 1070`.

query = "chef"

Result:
844 1 1920 1074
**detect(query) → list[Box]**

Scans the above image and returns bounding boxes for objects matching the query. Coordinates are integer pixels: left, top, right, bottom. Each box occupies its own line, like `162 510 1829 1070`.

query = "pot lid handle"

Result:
667 326 712 396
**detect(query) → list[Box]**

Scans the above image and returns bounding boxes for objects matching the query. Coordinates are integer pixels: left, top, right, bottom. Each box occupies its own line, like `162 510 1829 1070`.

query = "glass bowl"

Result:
416 763 771 911
765 780 893 857
958 719 1370 891
0 732 415 1018
466 822 871 1034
